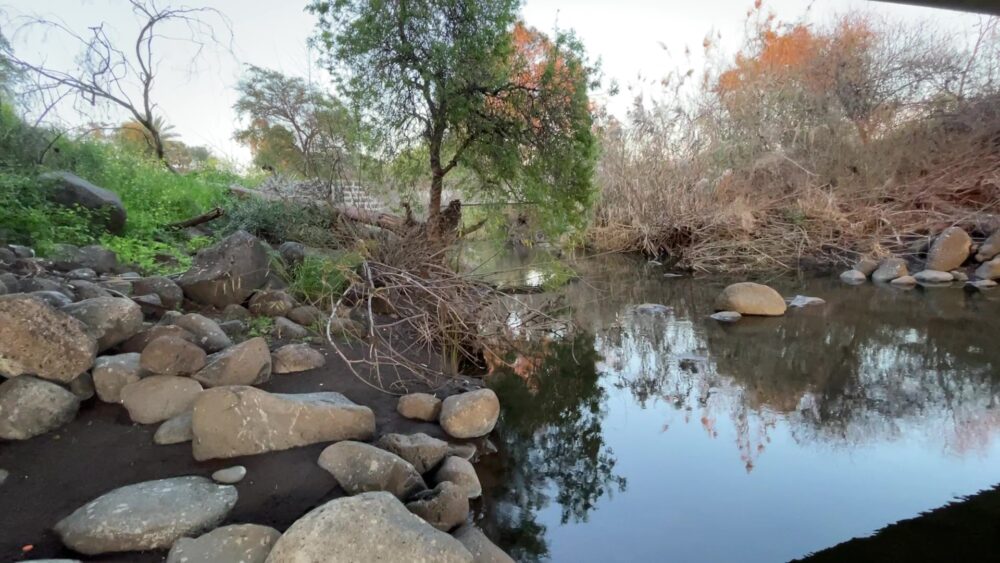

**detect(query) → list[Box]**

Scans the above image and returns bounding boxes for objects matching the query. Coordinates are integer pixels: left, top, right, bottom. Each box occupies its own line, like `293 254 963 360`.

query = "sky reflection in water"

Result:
472 249 1000 562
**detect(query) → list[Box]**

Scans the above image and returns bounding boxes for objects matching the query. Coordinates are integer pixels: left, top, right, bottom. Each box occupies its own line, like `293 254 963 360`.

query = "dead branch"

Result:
167 207 224 230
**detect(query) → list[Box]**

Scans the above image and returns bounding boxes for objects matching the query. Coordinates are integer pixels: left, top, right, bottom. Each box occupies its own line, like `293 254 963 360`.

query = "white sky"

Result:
0 0 987 166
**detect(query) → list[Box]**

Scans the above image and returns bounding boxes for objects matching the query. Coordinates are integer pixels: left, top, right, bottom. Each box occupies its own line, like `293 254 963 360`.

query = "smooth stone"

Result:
974 256 1000 280
0 376 80 440
872 257 909 282
970 279 998 289
192 337 271 387
166 523 279 563
376 432 450 474
890 275 918 286
93 353 146 403
120 375 203 424
976 230 1000 262
67 371 95 401
397 393 442 422
265 492 472 563
120 325 196 354
710 311 742 322
271 343 326 374
852 258 879 276
287 305 324 326
54 476 237 555
926 226 972 272
913 270 954 283
439 389 500 439
67 268 97 281
950 270 969 282
175 313 232 353
28 290 74 308
212 465 247 484
434 456 482 499
154 411 193 445
318 440 426 499
192 387 375 460
221 303 251 321
839 269 867 283
713 282 786 316
140 335 207 376
132 276 183 310
62 297 143 351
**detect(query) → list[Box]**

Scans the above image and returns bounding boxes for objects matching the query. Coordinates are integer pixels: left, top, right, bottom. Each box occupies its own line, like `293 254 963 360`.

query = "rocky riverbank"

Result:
0 231 513 562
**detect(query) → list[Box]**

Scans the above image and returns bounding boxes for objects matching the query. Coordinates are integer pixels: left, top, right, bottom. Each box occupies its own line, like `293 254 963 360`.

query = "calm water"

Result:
469 248 1000 562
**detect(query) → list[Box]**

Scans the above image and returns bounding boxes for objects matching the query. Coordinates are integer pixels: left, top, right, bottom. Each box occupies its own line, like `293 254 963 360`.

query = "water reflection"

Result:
478 247 1000 562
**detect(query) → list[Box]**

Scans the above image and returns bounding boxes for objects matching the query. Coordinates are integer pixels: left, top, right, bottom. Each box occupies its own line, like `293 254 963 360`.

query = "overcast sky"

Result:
1 0 986 165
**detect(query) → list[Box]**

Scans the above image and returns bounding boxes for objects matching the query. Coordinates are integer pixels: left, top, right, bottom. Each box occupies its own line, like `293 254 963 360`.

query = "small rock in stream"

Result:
212 465 247 484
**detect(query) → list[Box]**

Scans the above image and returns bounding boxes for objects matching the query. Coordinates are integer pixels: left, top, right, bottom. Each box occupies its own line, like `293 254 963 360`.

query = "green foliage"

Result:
286 253 363 306
247 316 275 338
220 196 341 247
99 235 191 275
308 0 598 235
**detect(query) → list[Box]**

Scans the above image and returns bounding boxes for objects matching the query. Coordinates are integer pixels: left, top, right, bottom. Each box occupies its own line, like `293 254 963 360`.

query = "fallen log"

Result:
167 207 224 230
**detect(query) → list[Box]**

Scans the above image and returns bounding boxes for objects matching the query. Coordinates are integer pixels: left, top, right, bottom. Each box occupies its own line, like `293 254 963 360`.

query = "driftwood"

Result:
167 207 224 230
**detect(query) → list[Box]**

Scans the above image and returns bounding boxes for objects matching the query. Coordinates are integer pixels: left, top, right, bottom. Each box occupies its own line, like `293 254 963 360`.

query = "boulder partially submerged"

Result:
713 282 786 316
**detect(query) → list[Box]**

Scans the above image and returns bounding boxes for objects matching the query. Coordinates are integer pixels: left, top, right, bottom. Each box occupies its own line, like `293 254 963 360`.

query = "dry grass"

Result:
590 11 1000 273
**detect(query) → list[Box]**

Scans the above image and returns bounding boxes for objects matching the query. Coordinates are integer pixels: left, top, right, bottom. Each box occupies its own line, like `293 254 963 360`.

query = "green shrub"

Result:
247 316 275 338
286 253 363 306
220 196 340 248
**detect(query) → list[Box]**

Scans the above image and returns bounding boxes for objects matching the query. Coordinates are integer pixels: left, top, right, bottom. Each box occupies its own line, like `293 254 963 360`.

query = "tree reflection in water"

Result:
478 332 626 562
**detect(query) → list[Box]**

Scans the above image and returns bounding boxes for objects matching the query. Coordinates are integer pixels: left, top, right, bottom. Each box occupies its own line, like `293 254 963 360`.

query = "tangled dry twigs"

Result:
324 238 569 395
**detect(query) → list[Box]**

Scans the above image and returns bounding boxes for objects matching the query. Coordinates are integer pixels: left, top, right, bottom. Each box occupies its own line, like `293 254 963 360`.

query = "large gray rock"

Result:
434 456 482 499
248 290 297 317
93 353 148 402
265 492 472 563
178 231 270 307
440 389 500 439
318 441 426 499
120 375 203 424
192 387 375 460
140 335 207 376
0 295 97 382
132 277 183 310
278 241 306 267
406 481 469 531
976 231 1000 262
713 282 786 316
376 432 450 474
154 411 193 445
192 337 272 387
453 524 515 563
68 279 113 300
29 290 74 308
166 523 279 563
54 476 237 555
50 244 119 274
852 257 879 276
41 171 126 234
872 257 909 282
397 393 442 422
0 376 80 439
975 257 1000 280
271 343 325 374
926 227 972 271
174 313 232 353
62 297 143 351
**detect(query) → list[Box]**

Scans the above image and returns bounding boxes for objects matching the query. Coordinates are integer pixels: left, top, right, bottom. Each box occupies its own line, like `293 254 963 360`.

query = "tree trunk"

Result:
428 173 443 235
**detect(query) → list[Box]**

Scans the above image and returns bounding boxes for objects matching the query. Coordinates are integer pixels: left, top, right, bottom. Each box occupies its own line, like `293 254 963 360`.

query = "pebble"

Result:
710 311 741 323
212 465 247 484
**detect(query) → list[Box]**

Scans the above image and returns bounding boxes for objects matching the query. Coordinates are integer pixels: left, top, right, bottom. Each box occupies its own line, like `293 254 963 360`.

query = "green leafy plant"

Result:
286 253 363 306
247 316 275 338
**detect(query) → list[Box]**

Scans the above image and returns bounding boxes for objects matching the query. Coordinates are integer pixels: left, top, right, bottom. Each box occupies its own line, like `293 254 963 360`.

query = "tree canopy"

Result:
308 0 597 234
233 65 358 180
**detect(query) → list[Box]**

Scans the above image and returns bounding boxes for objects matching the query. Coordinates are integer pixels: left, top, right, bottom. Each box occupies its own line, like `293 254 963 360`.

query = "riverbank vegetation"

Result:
591 6 1000 272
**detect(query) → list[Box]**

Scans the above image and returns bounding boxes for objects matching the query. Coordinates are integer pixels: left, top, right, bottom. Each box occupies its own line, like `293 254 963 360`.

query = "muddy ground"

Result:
0 342 479 562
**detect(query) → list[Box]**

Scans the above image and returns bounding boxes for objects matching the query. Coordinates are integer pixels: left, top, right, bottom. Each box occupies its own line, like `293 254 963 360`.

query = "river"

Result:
465 246 1000 562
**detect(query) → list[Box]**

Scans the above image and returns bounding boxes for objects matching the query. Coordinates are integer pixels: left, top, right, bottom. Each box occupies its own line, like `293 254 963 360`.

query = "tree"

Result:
308 0 597 235
233 66 357 180
7 0 231 171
